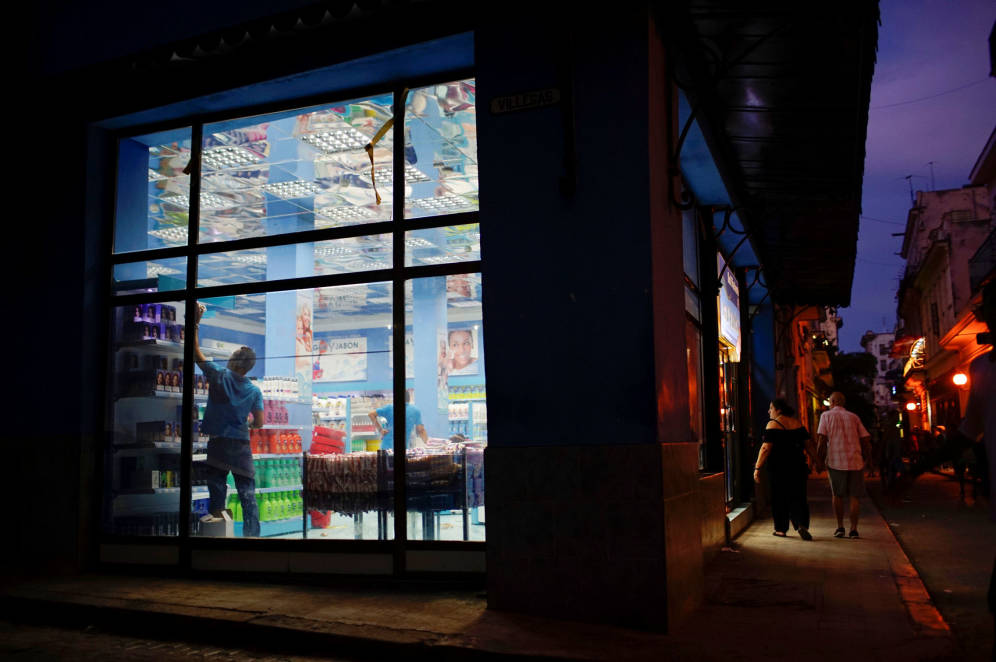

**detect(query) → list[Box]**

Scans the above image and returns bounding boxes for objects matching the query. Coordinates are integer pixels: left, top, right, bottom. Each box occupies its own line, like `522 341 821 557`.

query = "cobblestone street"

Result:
0 620 351 662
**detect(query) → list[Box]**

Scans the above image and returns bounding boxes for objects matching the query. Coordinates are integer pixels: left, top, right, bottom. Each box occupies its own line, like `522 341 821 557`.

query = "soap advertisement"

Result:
315 336 368 382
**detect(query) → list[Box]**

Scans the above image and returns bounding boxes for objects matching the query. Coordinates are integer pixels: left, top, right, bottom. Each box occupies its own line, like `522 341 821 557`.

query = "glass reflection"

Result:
114 128 192 253
404 80 479 219
199 94 395 244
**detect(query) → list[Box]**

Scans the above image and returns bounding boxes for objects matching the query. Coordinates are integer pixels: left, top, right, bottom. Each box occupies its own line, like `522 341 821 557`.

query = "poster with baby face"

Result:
447 327 479 376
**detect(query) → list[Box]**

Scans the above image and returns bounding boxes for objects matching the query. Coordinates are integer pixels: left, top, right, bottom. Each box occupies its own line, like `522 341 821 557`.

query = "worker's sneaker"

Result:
848 529 859 539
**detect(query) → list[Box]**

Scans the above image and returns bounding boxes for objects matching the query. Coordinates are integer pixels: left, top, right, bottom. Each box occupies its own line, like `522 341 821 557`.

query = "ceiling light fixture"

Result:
412 194 476 211
149 227 189 243
146 264 182 277
300 128 369 154
316 206 377 225
201 145 263 170
264 180 321 199
373 163 430 185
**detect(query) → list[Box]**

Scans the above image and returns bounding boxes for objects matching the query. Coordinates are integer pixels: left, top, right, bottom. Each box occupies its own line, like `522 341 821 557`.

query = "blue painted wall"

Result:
476 7 658 447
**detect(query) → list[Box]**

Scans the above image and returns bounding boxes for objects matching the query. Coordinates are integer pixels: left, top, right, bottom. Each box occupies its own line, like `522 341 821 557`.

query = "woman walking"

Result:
754 399 814 540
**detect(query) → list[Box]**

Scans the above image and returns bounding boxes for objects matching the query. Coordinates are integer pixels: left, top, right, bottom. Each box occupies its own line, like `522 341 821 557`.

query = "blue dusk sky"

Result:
838 0 996 351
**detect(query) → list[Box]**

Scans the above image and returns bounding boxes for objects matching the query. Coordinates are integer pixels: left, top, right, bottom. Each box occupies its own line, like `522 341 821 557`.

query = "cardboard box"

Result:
199 510 233 537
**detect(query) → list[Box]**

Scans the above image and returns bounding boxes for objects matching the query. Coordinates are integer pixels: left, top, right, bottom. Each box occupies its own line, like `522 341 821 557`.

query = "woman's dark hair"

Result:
770 398 795 417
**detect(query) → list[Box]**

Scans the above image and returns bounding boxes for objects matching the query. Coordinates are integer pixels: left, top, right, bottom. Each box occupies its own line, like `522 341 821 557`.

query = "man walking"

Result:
816 392 871 538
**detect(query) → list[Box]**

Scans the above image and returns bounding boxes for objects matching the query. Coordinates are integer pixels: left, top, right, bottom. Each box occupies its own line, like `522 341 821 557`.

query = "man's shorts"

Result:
827 468 864 498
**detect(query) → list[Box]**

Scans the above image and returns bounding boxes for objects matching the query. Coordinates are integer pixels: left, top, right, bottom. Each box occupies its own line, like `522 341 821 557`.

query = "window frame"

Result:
101 71 485 565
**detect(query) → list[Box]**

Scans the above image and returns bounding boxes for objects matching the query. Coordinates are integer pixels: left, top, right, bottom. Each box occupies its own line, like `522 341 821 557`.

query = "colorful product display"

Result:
249 429 303 454
226 491 303 523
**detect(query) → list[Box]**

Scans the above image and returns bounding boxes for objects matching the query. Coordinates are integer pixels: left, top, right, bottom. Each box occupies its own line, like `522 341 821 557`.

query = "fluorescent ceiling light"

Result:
419 253 476 264
201 146 263 170
148 169 167 181
300 128 369 154
159 192 235 210
264 180 321 198
146 263 182 276
149 227 188 243
412 194 476 211
404 237 434 248
316 206 377 225
314 246 358 257
373 164 430 185
231 253 267 265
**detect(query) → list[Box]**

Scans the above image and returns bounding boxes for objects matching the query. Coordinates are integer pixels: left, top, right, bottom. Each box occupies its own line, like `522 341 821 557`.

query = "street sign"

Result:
490 88 561 114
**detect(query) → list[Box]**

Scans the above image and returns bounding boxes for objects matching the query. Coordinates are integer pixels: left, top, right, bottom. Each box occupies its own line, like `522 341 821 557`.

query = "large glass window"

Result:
103 77 483 551
403 274 486 541
103 300 189 536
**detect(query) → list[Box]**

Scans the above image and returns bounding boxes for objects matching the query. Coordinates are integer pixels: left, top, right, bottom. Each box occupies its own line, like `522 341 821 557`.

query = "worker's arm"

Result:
250 410 264 429
416 423 428 443
193 303 209 371
368 411 384 437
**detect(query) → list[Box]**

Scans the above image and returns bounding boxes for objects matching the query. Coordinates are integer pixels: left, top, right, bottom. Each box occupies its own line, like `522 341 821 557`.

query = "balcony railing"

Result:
969 228 995 293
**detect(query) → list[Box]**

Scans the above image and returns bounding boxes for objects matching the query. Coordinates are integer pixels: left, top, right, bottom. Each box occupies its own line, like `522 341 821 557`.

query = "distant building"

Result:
895 183 993 431
859 330 900 410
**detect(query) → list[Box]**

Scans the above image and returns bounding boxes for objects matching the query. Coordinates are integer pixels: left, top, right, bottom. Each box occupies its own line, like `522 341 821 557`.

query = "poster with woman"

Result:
447 327 479 375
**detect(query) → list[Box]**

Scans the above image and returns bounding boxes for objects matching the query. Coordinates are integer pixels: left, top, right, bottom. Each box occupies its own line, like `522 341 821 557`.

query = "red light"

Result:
905 402 917 411
952 373 968 386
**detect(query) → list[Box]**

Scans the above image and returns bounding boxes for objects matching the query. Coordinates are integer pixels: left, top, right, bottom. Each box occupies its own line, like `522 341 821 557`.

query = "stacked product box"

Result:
120 453 180 489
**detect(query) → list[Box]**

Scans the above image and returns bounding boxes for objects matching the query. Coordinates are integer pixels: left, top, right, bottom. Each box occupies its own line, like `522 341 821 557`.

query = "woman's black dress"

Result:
764 422 811 533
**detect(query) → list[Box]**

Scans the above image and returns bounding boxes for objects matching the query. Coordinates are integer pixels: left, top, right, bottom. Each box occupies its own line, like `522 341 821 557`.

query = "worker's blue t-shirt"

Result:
200 362 263 440
375 403 423 449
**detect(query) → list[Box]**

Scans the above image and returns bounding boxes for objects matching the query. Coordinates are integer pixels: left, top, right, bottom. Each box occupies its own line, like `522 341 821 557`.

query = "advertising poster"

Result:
295 291 313 398
388 332 415 378
717 256 742 362
315 336 368 382
437 328 450 411
447 326 480 375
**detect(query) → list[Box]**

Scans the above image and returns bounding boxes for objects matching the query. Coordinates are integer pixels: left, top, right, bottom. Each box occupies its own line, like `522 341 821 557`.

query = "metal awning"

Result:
659 1 879 306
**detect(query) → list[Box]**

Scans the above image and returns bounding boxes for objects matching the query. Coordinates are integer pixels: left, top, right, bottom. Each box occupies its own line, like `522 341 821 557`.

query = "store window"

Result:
682 209 706 469
102 78 484 549
717 254 741 501
103 300 187 536
404 273 486 541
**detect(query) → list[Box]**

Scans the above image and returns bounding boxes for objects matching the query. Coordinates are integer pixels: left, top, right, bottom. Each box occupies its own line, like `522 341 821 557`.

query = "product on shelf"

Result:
256 375 300 401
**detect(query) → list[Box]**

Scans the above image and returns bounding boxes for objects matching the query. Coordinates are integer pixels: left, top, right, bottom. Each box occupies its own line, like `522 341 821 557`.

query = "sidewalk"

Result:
0 479 961 661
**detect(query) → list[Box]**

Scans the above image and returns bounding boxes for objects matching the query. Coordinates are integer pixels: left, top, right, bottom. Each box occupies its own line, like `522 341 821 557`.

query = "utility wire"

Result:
870 78 990 110
857 256 903 267
860 215 905 226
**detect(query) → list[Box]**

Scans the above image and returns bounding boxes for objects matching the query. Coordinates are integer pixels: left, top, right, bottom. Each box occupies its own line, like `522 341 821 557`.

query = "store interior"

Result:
105 81 486 542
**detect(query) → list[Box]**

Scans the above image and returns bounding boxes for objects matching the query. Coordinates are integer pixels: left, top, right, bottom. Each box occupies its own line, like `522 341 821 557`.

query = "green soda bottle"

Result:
259 493 269 522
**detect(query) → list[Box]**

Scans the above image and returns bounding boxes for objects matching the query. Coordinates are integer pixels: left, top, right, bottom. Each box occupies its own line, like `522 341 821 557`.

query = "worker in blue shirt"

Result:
194 303 264 537
368 391 428 450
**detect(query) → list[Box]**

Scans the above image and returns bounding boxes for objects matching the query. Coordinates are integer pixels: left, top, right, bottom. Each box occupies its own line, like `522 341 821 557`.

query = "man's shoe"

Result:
848 529 859 539
799 529 813 541
834 527 846 538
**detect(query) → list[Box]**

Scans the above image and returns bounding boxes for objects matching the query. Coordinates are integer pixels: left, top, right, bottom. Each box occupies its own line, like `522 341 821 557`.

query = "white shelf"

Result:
317 414 347 421
118 339 230 358
114 442 208 455
193 454 207 462
255 485 303 493
254 453 302 459
260 424 305 430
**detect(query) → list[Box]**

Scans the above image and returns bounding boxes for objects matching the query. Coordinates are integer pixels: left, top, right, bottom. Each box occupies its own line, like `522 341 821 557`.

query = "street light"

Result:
905 402 917 411
952 372 968 386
